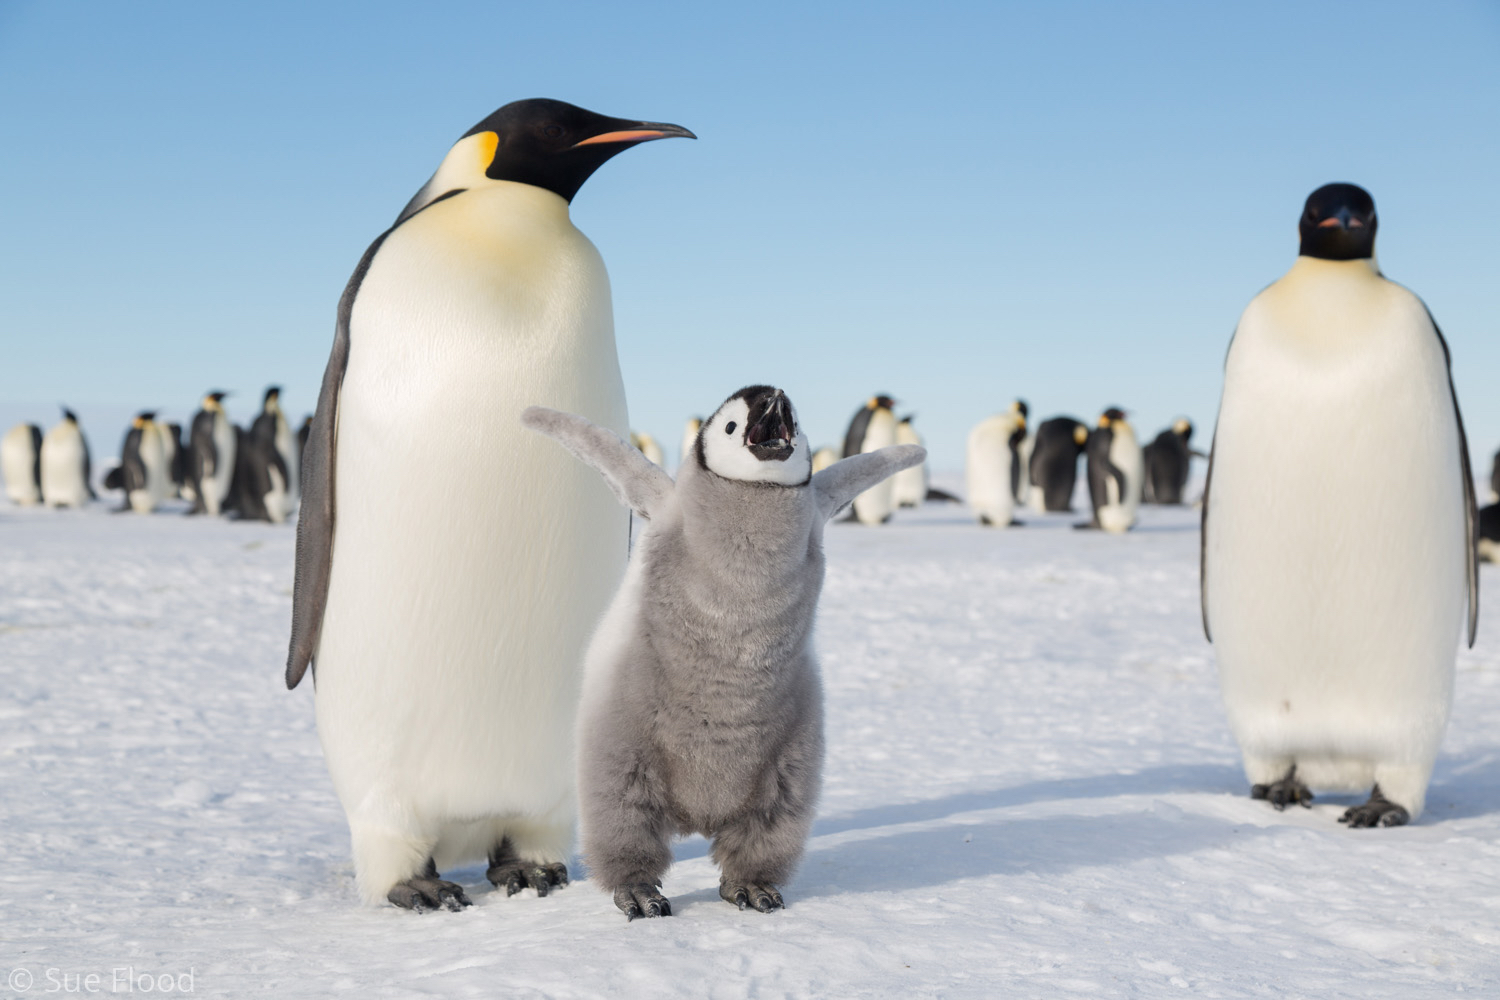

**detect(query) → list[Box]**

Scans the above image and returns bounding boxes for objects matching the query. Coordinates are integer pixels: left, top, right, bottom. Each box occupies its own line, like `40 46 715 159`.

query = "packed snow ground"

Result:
3 490 1500 998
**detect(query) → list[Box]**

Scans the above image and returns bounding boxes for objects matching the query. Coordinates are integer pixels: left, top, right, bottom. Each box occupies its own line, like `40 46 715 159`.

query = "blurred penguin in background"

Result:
107 412 174 514
189 391 236 516
40 408 95 507
841 395 899 524
251 386 299 504
1142 418 1194 504
2 423 44 505
1489 448 1499 503
811 446 839 475
630 431 665 467
1203 182 1475 828
296 415 312 473
1028 416 1089 512
1080 408 1142 533
680 417 702 471
164 422 188 499
965 407 1026 527
229 421 291 523
1010 400 1034 507
893 415 927 508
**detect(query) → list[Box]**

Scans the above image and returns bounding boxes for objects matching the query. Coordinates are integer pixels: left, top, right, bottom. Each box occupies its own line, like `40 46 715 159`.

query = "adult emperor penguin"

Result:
40 408 94 507
521 386 922 919
1028 416 1089 512
1009 400 1035 507
841 395 899 524
251 386 299 505
1203 183 1477 828
679 417 702 471
892 415 928 508
1080 408 1143 533
2 423 43 505
112 412 173 513
188 391 236 516
965 407 1026 527
285 98 694 910
630 431 665 468
1142 418 1194 505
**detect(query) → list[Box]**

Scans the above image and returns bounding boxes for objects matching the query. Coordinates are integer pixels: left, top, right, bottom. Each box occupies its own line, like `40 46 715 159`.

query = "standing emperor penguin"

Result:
892 415 928 508
2 423 44 505
1142 418 1194 505
251 386 299 506
965 407 1027 527
1080 408 1142 532
1009 400 1035 507
679 417 702 472
521 386 923 919
1029 416 1089 512
841 395 899 524
630 431 665 468
188 392 236 515
1203 183 1477 827
112 412 173 513
811 445 839 475
285 99 694 910
40 408 95 507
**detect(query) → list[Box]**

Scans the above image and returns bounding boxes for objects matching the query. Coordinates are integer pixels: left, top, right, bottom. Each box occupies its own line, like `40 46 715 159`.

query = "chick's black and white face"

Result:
699 386 811 485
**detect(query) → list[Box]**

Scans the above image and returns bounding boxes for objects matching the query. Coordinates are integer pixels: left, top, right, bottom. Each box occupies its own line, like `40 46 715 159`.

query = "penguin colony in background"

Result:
5 391 309 521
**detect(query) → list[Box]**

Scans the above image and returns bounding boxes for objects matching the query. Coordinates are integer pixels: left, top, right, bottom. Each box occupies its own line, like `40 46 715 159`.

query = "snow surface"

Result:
4 493 1500 998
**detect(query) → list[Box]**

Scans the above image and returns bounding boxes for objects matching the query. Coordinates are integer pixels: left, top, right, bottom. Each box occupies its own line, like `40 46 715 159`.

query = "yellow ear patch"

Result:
475 131 499 172
1074 426 1088 445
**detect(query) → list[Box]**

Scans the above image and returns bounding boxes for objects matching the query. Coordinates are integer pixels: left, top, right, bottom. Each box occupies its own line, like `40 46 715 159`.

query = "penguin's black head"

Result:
60 405 78 423
1173 418 1193 442
1013 399 1029 420
465 99 695 204
1299 183 1377 261
1100 407 1127 426
868 395 896 411
263 386 281 405
699 385 812 485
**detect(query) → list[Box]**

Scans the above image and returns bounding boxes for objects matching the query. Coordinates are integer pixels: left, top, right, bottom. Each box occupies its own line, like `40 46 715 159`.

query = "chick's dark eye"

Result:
543 124 564 139
725 421 737 435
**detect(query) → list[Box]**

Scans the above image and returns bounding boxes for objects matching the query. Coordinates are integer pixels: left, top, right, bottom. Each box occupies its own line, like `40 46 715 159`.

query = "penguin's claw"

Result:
613 884 671 920
386 876 472 912
1339 787 1410 828
719 879 783 913
1250 775 1313 811
487 860 569 898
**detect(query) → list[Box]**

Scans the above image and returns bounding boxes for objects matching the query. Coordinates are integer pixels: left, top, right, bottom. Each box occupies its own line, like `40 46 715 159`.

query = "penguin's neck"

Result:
1288 254 1381 283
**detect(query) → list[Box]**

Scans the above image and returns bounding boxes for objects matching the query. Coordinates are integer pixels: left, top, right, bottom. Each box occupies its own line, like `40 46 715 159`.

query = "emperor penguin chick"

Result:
522 386 923 919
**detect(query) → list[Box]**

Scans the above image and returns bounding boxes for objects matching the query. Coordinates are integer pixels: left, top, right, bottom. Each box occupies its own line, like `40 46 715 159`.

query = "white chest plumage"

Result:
1206 257 1466 814
41 423 88 506
1097 422 1142 533
313 182 629 842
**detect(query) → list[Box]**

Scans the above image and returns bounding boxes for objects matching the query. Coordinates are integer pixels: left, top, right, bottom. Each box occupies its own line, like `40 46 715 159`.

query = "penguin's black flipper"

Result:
103 466 123 492
1338 785 1409 828
288 228 391 689
28 424 42 490
1424 307 1479 648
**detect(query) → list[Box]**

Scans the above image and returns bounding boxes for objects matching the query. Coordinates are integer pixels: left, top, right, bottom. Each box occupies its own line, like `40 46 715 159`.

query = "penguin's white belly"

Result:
1207 282 1464 787
274 415 299 500
203 417 235 515
41 429 88 506
965 418 1015 526
1 428 39 505
1097 429 1142 534
314 186 628 831
852 412 898 525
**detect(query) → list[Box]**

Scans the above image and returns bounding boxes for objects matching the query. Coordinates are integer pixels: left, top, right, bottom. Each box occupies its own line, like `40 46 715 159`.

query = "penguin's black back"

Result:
1143 428 1192 505
1030 417 1087 512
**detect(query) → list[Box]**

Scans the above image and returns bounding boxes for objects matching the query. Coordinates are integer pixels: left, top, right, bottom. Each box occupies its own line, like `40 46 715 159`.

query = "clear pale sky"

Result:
2 1 1497 472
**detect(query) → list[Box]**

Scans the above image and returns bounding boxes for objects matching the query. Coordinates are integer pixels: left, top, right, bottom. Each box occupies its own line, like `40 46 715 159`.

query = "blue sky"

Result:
2 1 1498 471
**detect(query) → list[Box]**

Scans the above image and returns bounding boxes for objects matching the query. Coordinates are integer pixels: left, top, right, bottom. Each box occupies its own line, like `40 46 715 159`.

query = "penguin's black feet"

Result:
486 860 569 897
613 883 672 920
1073 521 1099 531
486 839 568 897
719 879 784 913
1339 785 1410 828
1250 769 1313 811
387 862 472 912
